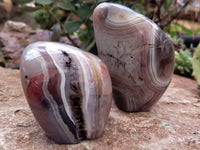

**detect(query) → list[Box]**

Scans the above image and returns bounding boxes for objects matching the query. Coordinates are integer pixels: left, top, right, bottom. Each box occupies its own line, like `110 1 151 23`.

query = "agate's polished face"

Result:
93 3 174 112
20 42 112 144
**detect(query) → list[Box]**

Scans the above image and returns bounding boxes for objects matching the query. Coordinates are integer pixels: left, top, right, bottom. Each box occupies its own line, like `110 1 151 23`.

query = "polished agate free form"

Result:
20 41 112 144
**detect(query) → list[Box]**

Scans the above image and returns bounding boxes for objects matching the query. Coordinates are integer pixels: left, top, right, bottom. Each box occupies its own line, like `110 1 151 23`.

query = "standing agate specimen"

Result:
20 41 112 144
93 3 174 112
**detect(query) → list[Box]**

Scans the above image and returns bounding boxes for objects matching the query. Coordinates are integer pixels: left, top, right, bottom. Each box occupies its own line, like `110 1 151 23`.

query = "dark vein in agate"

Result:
62 51 86 140
41 51 77 135
37 49 86 142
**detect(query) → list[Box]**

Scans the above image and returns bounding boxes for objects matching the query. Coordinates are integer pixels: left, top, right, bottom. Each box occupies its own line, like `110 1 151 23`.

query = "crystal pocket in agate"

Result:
20 41 112 144
93 3 174 112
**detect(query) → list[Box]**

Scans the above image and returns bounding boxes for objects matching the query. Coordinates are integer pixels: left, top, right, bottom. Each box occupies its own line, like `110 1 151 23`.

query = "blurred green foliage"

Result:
192 45 200 88
33 0 105 50
5 0 192 51
0 47 6 67
174 49 193 75
170 35 200 88
165 22 200 36
12 0 33 4
169 35 193 78
168 35 184 45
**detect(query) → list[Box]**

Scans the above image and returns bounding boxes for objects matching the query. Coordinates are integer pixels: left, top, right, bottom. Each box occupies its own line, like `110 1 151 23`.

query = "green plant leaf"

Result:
0 50 6 67
194 28 200 35
77 5 91 19
192 44 200 88
174 49 193 75
184 67 190 73
173 22 193 35
64 20 81 34
169 22 194 36
51 24 61 41
35 0 56 5
63 0 74 2
133 4 145 14
57 2 75 11
12 0 33 4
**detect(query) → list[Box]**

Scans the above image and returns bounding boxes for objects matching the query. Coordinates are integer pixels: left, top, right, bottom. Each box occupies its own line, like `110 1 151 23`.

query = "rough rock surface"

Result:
0 67 199 150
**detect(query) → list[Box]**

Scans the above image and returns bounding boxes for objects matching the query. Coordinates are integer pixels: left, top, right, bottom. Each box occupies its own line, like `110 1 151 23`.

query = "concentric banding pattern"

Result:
93 2 174 112
20 42 112 144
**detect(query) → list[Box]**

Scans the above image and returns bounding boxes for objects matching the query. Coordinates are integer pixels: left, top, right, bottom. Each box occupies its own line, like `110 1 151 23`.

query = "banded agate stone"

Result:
20 41 112 144
93 3 174 112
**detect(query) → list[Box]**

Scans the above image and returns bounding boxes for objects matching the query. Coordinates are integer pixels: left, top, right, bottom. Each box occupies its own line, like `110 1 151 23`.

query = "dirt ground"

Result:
0 67 200 150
